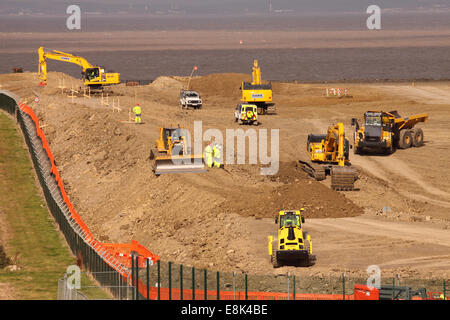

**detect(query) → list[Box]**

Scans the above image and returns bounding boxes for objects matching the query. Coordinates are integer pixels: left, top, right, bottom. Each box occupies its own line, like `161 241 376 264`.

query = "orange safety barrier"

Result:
18 102 159 279
134 277 354 301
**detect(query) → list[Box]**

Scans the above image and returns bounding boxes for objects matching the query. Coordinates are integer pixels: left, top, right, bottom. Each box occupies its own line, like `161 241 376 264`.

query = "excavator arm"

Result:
252 59 262 85
336 123 346 167
38 47 94 84
300 122 357 190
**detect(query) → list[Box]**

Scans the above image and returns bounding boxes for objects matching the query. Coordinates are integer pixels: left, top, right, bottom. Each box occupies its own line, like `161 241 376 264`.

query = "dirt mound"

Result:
220 162 362 219
149 76 183 91
189 73 251 98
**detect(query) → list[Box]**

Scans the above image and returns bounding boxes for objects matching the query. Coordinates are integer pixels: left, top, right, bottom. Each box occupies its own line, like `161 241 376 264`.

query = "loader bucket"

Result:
330 166 357 191
275 250 311 267
153 154 206 175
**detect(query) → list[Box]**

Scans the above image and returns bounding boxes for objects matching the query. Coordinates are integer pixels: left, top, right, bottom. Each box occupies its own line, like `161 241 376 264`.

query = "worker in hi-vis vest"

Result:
204 141 213 168
133 103 142 124
213 143 222 168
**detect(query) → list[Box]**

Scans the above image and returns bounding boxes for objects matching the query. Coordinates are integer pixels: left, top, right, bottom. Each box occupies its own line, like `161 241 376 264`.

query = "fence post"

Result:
287 272 290 301
342 273 345 301
217 271 220 300
204 269 207 300
392 278 395 300
293 275 296 300
192 267 195 301
168 262 172 300
135 255 139 301
131 254 135 300
157 260 161 300
180 264 183 300
245 274 248 300
146 259 150 300
443 280 446 300
233 272 236 300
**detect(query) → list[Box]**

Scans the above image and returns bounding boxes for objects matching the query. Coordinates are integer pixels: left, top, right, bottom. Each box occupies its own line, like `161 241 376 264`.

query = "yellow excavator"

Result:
241 59 275 114
299 123 358 191
149 126 206 175
38 47 120 90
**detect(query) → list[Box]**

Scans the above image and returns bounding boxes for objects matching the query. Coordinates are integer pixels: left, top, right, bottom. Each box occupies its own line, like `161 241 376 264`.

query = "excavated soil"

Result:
1 72 450 281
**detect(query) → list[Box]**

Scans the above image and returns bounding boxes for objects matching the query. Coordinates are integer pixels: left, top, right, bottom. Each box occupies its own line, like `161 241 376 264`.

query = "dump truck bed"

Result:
393 113 428 130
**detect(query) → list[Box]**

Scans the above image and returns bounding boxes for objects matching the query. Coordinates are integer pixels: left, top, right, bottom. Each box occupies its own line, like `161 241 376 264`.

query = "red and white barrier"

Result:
326 88 349 97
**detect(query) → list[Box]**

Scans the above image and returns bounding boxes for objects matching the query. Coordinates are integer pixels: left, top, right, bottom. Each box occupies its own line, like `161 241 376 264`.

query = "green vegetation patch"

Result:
0 112 109 299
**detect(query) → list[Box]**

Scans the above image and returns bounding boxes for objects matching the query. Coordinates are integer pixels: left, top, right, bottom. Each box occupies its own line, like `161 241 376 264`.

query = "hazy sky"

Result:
2 0 449 14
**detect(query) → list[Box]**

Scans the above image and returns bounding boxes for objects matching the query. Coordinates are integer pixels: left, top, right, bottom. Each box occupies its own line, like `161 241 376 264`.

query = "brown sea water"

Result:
1 12 450 81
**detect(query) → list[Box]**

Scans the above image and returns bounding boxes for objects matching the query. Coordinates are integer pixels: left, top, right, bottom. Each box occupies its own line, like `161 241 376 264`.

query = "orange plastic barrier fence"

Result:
18 102 159 276
134 278 354 301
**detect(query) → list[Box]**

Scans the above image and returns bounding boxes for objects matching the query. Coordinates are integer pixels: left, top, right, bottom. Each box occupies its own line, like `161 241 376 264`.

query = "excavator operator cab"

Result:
85 67 100 81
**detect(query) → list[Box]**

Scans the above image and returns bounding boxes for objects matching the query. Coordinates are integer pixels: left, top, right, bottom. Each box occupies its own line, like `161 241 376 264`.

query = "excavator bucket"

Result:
330 166 357 191
150 150 206 175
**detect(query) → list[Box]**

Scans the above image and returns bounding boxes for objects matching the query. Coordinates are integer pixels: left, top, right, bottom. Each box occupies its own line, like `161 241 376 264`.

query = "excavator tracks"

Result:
299 160 357 191
298 160 326 181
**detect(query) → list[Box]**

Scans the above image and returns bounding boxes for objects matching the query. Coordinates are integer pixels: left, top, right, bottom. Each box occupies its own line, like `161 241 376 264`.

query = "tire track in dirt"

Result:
374 85 450 105
307 217 450 247
370 157 450 198
380 255 450 269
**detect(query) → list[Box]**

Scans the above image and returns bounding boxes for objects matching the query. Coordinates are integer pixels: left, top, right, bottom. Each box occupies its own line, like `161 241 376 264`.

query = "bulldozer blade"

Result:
331 166 357 191
153 156 206 175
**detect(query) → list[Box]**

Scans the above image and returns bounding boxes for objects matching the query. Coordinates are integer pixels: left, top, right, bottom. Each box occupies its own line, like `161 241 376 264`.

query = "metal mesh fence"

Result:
0 91 131 300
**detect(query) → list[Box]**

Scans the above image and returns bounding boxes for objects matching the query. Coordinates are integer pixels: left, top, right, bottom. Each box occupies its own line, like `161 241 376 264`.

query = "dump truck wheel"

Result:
385 143 393 155
398 130 413 149
412 128 424 147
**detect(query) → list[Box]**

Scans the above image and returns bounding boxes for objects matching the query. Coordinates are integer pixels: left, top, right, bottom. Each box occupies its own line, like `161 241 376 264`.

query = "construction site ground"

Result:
1 72 450 287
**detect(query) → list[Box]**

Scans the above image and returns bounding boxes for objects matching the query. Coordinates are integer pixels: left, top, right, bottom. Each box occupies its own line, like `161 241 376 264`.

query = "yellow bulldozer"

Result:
241 59 275 114
268 209 313 268
149 126 206 175
299 122 358 191
352 110 428 154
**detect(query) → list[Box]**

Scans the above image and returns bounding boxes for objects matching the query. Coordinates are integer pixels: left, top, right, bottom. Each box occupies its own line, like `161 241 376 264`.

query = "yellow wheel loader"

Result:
352 111 428 155
268 210 314 268
240 59 275 114
149 127 206 175
299 122 358 191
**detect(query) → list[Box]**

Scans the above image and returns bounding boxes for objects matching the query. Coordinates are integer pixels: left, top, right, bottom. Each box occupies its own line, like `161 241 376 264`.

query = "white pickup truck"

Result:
180 90 203 109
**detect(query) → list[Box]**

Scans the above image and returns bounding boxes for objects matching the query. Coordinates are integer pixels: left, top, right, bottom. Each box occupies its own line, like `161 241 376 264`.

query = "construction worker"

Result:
133 103 142 124
213 142 222 168
204 141 213 168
